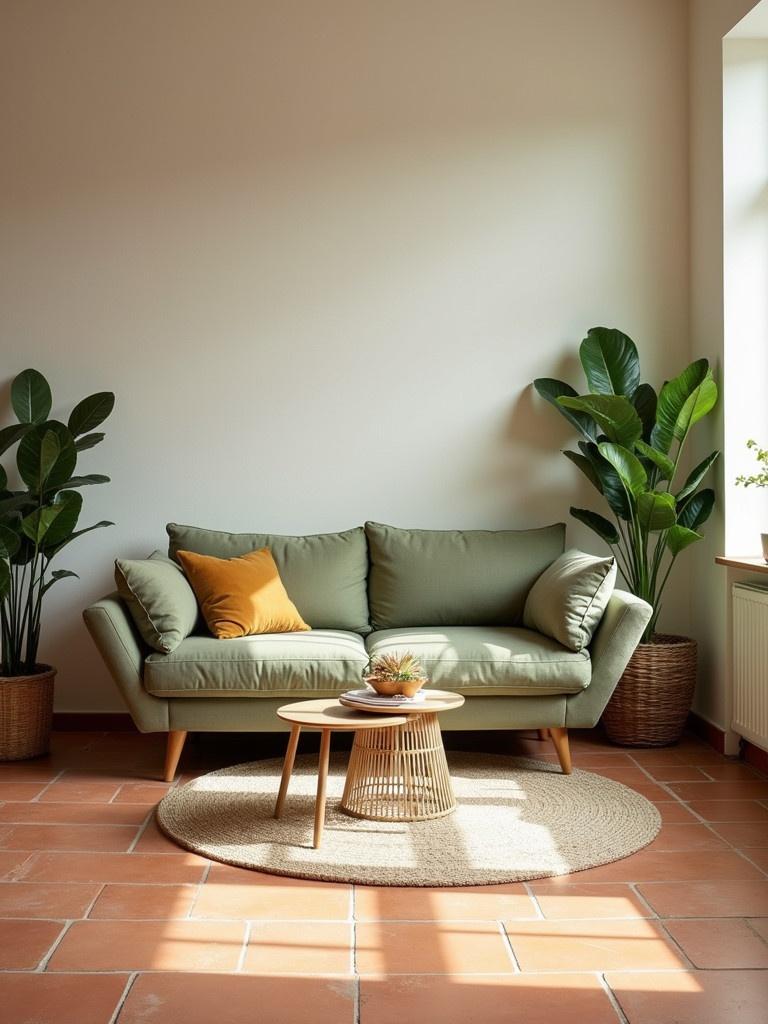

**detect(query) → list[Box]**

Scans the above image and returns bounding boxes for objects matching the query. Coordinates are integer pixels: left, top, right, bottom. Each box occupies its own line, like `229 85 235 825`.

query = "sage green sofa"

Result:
84 521 652 781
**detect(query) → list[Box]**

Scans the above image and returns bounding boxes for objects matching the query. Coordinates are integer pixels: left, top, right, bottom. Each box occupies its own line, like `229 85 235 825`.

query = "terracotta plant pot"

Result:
602 635 697 747
0 665 56 761
366 676 427 699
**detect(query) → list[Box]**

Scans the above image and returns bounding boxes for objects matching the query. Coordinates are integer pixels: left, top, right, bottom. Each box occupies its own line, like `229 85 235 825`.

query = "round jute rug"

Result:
157 753 660 886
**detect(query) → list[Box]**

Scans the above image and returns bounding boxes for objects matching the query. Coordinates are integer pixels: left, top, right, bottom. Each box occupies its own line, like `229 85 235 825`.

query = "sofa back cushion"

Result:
365 521 565 630
167 524 370 634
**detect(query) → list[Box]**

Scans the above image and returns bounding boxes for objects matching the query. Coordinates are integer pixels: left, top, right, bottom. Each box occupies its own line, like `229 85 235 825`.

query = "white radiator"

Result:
732 583 768 752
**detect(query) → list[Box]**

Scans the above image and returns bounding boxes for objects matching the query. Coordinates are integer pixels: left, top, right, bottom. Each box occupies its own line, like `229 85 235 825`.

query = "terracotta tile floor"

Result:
0 728 767 1023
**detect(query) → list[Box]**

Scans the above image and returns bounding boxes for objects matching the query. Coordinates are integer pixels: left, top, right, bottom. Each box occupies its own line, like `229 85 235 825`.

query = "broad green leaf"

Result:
0 558 9 599
635 440 674 481
598 442 647 498
676 451 719 503
637 490 677 533
674 372 718 442
563 450 602 491
579 327 641 396
0 524 21 558
42 568 79 594
652 359 709 453
11 369 52 424
631 383 657 441
533 378 597 441
50 474 110 491
74 432 104 452
579 442 631 519
666 525 702 556
677 487 715 530
0 493 36 516
558 394 643 447
40 490 83 550
17 424 76 494
569 506 620 544
0 423 31 456
10 535 35 565
48 519 113 555
68 392 115 437
21 504 65 545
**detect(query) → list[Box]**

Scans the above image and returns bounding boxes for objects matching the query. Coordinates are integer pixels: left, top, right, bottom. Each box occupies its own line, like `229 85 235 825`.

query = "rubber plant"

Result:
0 369 114 676
533 327 719 641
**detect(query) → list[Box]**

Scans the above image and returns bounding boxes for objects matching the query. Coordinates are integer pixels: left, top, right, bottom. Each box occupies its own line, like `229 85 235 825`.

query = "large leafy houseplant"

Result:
533 327 719 642
0 369 114 679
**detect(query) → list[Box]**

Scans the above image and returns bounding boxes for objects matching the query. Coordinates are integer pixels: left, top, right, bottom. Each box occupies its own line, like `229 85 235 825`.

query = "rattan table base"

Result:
340 712 456 821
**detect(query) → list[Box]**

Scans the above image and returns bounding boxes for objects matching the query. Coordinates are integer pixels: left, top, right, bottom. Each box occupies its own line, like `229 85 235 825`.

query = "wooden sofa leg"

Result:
537 728 549 740
164 730 188 782
549 727 572 774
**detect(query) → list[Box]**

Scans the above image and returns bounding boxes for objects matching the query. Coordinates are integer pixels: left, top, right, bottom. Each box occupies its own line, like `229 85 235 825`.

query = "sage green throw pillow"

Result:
115 550 199 654
523 548 617 652
166 524 370 634
365 521 565 629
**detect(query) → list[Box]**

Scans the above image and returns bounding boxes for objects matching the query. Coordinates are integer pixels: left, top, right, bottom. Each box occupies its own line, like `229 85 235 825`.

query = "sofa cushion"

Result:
144 629 368 698
177 548 310 639
365 521 565 630
365 627 591 695
523 549 617 652
114 551 198 654
167 523 370 634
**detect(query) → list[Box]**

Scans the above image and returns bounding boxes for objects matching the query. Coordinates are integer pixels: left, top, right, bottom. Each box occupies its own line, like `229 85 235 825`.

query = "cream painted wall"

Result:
0 1 691 711
688 0 759 730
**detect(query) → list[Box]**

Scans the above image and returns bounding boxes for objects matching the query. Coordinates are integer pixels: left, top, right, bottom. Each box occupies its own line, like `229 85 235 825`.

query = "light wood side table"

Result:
339 689 465 822
274 699 407 849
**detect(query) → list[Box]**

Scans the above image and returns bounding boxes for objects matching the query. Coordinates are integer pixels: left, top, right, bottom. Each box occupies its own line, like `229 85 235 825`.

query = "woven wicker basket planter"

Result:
602 635 697 747
0 666 56 761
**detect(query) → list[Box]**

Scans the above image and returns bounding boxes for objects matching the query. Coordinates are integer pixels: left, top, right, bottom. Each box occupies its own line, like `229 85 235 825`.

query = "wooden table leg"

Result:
274 724 301 819
313 728 331 849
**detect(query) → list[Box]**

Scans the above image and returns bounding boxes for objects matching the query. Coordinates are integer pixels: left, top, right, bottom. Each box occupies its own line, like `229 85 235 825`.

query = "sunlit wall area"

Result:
723 17 768 555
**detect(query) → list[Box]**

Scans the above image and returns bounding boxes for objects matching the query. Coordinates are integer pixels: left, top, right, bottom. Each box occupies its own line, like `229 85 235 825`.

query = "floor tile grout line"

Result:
353 974 361 1024
498 920 521 973
522 882 545 919
598 971 630 1024
126 809 155 854
82 882 107 920
29 770 66 803
743 915 768 950
108 971 138 1024
654 919 697 971
234 919 252 973
35 918 74 972
628 882 660 920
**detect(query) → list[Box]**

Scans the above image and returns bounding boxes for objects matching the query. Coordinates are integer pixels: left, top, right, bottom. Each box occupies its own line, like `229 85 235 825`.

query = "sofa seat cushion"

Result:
365 627 591 695
144 630 368 698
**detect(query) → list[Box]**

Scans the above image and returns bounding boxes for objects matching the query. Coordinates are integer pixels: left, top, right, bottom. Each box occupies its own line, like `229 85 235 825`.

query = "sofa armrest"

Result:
83 593 169 732
565 588 652 728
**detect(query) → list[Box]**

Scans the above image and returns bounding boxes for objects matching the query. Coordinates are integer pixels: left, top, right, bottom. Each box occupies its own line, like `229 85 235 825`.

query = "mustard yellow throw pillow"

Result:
176 548 310 639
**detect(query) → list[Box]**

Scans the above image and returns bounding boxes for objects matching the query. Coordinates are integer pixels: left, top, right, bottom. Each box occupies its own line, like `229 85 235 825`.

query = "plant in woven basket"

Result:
363 652 428 698
533 327 719 642
0 369 114 760
533 328 719 746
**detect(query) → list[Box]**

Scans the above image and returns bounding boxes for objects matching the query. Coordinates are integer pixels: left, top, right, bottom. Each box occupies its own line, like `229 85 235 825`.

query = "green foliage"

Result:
735 439 768 489
533 327 719 640
0 369 115 676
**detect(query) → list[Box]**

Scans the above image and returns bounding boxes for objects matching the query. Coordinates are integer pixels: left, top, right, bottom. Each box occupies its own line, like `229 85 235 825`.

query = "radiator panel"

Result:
732 583 768 752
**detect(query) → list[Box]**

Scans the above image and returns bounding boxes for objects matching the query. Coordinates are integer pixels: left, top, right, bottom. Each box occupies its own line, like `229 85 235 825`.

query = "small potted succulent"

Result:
735 439 768 562
363 652 428 698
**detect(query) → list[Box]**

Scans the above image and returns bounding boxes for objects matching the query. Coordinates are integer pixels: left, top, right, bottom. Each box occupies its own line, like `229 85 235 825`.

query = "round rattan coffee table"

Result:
274 699 407 848
338 689 465 822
